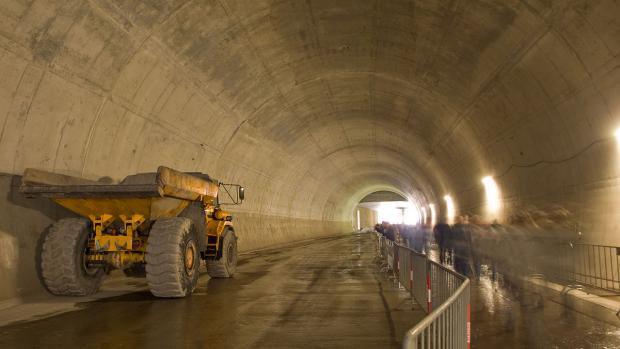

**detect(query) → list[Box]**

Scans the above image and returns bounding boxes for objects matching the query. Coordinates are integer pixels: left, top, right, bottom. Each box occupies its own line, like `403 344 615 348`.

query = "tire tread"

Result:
40 218 103 296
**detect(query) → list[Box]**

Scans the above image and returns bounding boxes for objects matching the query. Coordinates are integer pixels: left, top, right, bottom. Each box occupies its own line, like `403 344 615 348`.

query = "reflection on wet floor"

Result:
468 263 620 348
0 234 424 349
469 266 620 348
2 234 620 348
425 244 620 348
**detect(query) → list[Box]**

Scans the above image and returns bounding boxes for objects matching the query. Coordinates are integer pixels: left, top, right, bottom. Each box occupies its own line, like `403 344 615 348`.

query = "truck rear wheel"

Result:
207 229 237 278
146 217 200 297
40 218 104 296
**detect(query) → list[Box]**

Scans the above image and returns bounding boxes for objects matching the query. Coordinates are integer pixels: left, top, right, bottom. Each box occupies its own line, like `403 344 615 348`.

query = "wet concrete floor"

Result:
0 233 423 348
3 233 620 348
470 265 620 348
422 245 620 348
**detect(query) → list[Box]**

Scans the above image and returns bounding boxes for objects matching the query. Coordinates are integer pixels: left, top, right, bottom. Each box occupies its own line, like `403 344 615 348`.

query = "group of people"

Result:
438 206 581 279
375 204 579 280
374 217 482 276
374 221 429 254
433 215 492 277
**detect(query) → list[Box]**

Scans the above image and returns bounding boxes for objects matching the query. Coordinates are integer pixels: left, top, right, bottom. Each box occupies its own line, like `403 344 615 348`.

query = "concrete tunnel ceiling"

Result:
1 0 620 250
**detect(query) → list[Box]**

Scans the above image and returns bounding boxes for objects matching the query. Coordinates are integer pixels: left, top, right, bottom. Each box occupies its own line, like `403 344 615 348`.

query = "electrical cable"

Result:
495 136 612 179
453 135 614 195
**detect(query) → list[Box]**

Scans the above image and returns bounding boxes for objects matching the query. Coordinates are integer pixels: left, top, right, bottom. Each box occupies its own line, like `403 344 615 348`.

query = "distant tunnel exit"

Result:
356 191 423 227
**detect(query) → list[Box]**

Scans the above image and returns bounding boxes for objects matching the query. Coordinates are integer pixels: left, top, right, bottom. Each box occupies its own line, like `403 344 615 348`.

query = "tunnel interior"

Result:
1 0 620 302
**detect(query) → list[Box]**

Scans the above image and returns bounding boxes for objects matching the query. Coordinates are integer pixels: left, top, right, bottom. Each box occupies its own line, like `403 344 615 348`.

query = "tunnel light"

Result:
615 128 620 142
429 204 437 227
421 207 427 225
443 195 455 224
482 176 502 216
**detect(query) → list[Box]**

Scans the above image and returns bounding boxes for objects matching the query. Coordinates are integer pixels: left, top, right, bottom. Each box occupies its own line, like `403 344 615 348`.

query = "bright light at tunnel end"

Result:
376 201 421 225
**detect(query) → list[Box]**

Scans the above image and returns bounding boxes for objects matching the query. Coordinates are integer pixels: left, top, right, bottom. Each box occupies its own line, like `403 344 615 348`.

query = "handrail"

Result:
475 233 620 293
402 273 470 348
374 233 470 348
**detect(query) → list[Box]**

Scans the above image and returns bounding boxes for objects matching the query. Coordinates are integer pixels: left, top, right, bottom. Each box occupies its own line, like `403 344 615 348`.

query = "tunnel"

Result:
1 0 620 348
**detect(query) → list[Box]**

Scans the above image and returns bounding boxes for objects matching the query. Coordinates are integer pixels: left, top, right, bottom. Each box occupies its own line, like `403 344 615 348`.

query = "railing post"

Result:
426 263 432 312
410 251 414 290
395 244 400 285
467 303 471 349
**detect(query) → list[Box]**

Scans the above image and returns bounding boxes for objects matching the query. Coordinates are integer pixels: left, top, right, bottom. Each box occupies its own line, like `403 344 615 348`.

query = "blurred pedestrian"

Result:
385 222 399 242
469 215 485 278
488 219 503 280
434 221 451 263
452 215 474 277
411 224 427 254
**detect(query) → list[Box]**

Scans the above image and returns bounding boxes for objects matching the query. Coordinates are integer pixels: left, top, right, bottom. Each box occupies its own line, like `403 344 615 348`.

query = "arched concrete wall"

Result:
0 0 619 300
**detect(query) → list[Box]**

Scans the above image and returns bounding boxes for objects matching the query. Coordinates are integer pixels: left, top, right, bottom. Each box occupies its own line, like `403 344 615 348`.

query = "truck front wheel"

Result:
206 228 237 278
40 218 104 296
146 217 200 297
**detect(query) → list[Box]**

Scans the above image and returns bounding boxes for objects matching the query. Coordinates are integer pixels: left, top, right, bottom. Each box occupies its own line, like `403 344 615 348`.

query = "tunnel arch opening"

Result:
355 189 426 229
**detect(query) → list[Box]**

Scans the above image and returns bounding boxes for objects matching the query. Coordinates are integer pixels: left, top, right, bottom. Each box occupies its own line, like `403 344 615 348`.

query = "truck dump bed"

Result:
20 166 218 201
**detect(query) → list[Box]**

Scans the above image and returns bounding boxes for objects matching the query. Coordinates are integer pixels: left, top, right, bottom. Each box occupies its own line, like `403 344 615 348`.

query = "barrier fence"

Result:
375 234 470 349
476 234 620 293
376 229 620 346
535 242 620 293
572 243 620 292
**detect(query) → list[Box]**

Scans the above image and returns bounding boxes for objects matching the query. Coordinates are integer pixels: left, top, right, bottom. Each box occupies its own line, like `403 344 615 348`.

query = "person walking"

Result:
433 221 451 263
452 215 474 277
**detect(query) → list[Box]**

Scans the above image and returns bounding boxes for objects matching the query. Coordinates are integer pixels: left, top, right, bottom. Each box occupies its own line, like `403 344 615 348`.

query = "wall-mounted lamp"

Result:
443 195 455 224
482 176 501 216
429 204 437 227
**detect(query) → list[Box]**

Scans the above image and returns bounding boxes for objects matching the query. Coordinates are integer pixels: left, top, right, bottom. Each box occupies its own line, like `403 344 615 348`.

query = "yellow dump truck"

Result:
20 166 245 298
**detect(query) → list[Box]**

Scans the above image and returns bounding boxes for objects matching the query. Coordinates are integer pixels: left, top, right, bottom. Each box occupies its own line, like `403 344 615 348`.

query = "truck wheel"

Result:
40 218 104 296
207 229 237 278
146 217 200 297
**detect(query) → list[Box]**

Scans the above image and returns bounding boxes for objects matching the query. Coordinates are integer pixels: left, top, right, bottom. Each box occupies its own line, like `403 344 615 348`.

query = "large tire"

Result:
146 217 200 297
40 218 104 296
207 229 237 278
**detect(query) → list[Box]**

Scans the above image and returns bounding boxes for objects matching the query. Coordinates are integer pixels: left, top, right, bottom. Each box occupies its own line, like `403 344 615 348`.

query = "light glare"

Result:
443 195 455 224
429 204 437 226
482 176 502 217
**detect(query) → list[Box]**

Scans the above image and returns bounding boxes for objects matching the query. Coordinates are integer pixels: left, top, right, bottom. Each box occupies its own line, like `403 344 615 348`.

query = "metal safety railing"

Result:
375 233 470 349
477 233 620 294
572 244 620 292
404 260 470 349
527 241 620 293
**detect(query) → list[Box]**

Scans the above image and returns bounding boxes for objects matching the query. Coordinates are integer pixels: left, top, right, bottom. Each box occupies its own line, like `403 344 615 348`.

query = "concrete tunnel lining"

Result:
0 0 619 302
